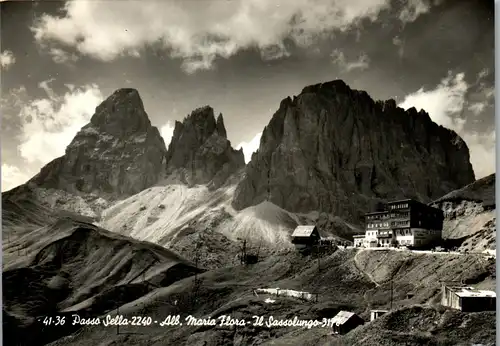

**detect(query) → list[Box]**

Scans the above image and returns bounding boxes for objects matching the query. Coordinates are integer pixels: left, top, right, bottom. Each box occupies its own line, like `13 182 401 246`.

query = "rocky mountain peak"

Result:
165 106 244 189
216 113 227 138
90 88 151 138
28 88 167 198
300 79 351 95
232 79 476 229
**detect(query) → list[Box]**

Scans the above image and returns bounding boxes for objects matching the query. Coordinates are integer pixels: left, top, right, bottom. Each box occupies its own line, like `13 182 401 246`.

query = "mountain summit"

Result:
28 88 167 198
165 105 245 189
232 80 475 225
90 88 152 137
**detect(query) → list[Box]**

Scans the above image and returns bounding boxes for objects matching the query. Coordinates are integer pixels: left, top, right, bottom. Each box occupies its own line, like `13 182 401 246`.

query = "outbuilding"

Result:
291 225 321 249
441 285 496 312
370 309 388 321
331 311 364 335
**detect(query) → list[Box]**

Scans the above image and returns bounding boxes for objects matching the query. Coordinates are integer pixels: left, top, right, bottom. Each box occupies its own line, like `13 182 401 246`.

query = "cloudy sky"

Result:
1 0 495 191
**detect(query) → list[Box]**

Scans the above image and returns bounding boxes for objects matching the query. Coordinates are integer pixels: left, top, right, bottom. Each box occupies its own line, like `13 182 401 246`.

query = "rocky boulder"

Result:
165 106 245 189
28 88 167 198
232 80 476 226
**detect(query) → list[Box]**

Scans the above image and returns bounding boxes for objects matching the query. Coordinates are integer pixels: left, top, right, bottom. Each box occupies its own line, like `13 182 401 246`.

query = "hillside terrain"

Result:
2 195 201 346
2 81 496 346
329 305 495 346
42 248 494 346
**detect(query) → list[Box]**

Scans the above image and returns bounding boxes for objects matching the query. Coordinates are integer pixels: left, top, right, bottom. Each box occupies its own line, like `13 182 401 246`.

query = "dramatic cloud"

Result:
237 132 262 163
331 49 370 72
468 102 486 116
31 0 432 73
1 85 29 132
398 72 495 179
160 121 175 147
1 164 30 192
460 130 496 178
17 80 103 165
392 36 405 58
398 72 468 132
0 49 16 69
398 0 432 23
49 47 79 64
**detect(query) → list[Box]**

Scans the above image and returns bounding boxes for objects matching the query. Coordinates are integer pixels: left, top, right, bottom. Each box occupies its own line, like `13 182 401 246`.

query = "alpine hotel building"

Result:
353 199 444 248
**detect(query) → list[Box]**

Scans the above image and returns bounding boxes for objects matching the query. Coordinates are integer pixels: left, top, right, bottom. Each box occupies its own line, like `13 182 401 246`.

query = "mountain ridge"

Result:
232 79 475 227
4 80 485 243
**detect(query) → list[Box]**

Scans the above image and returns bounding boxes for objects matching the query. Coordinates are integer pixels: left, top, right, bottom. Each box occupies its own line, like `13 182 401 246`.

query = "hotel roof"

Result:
364 211 389 216
386 198 415 204
448 286 496 298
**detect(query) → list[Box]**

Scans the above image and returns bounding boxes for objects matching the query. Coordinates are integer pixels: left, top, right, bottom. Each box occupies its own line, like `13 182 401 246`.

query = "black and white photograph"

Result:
1 0 496 345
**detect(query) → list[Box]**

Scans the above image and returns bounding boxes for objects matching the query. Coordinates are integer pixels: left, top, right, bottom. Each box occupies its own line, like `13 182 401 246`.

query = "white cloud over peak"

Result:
331 49 370 72
17 80 103 165
31 0 430 73
1 164 30 192
160 121 175 147
237 132 262 163
398 72 495 179
0 50 16 69
398 72 468 132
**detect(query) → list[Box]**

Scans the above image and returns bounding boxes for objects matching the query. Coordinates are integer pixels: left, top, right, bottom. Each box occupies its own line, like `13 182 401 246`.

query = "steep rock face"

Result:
165 106 245 189
28 88 167 198
232 80 475 225
431 173 495 251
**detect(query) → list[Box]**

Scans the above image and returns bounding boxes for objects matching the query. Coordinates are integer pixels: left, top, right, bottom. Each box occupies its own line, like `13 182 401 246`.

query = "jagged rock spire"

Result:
165 105 244 189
